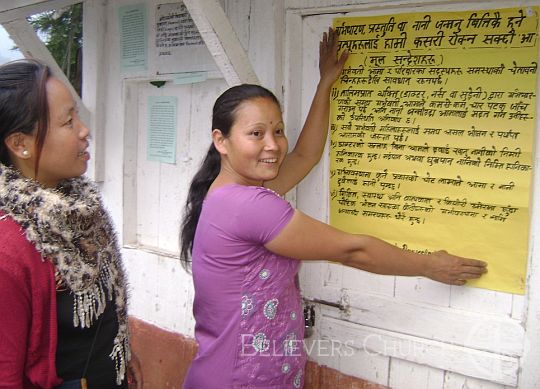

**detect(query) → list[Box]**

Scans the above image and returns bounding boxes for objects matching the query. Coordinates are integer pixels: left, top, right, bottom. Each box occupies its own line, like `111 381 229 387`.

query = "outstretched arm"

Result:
265 27 348 195
265 210 487 285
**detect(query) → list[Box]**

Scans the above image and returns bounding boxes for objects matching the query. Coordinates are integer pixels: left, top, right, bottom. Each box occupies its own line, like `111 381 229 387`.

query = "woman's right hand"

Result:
423 250 488 285
318 27 349 89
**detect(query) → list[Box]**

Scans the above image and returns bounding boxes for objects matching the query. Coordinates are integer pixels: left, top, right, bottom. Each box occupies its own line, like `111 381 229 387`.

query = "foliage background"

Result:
28 3 82 94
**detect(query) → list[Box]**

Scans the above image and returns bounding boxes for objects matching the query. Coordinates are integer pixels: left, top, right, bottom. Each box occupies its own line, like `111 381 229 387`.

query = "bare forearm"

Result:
267 211 487 286
289 26 347 162
339 235 487 285
292 82 332 160
340 235 428 276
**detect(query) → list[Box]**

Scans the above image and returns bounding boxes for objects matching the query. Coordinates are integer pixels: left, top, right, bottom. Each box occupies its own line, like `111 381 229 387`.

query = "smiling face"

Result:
30 78 90 187
214 97 288 186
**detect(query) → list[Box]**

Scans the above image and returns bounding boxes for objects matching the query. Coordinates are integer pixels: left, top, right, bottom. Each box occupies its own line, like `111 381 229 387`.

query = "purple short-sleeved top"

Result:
183 185 306 389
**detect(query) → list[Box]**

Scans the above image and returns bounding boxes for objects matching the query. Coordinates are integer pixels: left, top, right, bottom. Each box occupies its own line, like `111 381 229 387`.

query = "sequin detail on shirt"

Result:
241 294 255 317
252 332 270 352
293 369 303 388
263 298 279 320
284 332 298 356
259 269 270 280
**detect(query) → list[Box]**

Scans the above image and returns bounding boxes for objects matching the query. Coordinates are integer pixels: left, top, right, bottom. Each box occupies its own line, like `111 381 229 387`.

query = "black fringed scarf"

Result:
0 163 130 384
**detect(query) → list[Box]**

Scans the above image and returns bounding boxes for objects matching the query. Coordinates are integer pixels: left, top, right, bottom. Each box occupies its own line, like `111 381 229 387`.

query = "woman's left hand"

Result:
425 250 488 285
319 27 349 88
127 351 143 389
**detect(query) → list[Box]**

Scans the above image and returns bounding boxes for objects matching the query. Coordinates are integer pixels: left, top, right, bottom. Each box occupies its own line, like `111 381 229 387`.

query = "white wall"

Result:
97 0 285 335
92 0 540 387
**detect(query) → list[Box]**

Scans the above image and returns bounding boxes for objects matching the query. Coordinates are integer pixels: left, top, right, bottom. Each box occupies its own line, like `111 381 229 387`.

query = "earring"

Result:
22 150 29 157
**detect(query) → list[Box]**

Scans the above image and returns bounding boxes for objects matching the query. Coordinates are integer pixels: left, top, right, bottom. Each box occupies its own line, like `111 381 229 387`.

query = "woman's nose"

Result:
78 119 90 139
264 134 279 150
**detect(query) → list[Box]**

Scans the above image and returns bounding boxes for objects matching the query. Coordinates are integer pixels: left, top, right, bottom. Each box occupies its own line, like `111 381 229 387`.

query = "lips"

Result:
78 149 90 161
259 158 278 163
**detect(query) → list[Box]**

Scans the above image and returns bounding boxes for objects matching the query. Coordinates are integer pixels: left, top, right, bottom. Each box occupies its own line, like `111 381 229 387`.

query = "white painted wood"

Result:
122 81 139 246
122 76 226 255
320 316 519 386
450 287 513 316
306 306 391 385
510 294 525 321
519 35 540 384
443 371 507 389
288 4 539 387
136 82 160 248
395 276 451 307
389 359 444 389
0 0 81 23
223 0 250 52
282 11 303 151
0 0 51 11
183 0 259 85
82 0 107 182
186 79 227 164
321 288 524 356
248 0 284 94
298 14 325 177
342 266 396 297
338 342 390 386
122 247 195 335
156 85 191 253
1 18 89 122
79 1 540 388
285 0 540 14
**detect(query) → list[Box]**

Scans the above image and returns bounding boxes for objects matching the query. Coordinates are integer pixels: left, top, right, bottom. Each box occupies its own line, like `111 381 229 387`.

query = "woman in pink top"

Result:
180 28 487 389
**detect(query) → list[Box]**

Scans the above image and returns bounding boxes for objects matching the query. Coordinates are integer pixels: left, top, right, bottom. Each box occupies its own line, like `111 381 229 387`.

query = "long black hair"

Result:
0 59 50 172
179 84 280 270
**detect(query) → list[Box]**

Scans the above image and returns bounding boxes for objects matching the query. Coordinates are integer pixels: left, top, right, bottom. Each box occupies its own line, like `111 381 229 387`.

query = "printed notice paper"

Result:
147 96 177 164
119 3 148 71
330 7 538 294
155 2 217 74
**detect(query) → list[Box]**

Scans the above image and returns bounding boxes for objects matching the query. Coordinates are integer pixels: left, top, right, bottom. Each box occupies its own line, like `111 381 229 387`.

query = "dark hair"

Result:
179 84 280 270
0 59 50 173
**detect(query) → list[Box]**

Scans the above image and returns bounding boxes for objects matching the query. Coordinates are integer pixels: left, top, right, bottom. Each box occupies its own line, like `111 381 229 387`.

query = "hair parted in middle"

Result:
179 84 281 270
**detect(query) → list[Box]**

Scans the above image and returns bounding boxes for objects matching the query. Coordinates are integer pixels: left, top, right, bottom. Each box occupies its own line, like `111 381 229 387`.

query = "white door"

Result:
287 8 524 389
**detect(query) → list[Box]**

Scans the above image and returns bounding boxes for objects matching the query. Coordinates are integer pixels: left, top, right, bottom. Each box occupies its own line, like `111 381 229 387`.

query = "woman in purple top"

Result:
180 28 487 389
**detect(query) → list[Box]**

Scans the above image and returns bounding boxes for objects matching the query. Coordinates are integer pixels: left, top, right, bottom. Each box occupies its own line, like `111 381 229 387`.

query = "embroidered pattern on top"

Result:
283 332 298 356
263 298 279 320
241 294 255 317
293 369 303 388
259 268 271 280
282 363 291 374
252 332 270 352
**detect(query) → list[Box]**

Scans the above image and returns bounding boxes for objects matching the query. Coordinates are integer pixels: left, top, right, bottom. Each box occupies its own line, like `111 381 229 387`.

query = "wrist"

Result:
417 252 435 279
317 78 334 92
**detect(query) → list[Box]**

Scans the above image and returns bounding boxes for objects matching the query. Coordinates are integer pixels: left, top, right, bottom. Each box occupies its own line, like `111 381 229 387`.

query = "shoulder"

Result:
202 185 294 243
0 212 46 280
208 184 286 207
0 212 31 250
206 185 292 219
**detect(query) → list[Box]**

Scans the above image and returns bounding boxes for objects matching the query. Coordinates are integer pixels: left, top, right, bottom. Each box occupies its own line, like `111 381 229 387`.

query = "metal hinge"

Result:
303 295 350 338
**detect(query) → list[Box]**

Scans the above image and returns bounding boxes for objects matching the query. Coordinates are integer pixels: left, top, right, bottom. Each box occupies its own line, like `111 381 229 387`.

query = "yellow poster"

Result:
330 7 538 294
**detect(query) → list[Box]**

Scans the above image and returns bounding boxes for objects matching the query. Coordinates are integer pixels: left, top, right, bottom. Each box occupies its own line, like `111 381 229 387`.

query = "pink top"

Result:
184 185 306 389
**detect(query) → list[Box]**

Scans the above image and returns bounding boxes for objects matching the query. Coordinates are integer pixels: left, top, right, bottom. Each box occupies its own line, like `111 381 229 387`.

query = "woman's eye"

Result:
251 130 262 137
276 128 285 136
65 118 73 127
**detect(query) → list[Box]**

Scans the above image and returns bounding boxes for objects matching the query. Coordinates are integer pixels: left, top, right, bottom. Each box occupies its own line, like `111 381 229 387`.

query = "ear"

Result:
4 132 34 160
212 129 228 155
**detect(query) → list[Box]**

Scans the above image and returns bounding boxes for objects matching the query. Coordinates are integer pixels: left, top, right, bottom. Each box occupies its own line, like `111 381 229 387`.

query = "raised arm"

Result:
265 210 487 285
265 27 348 195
